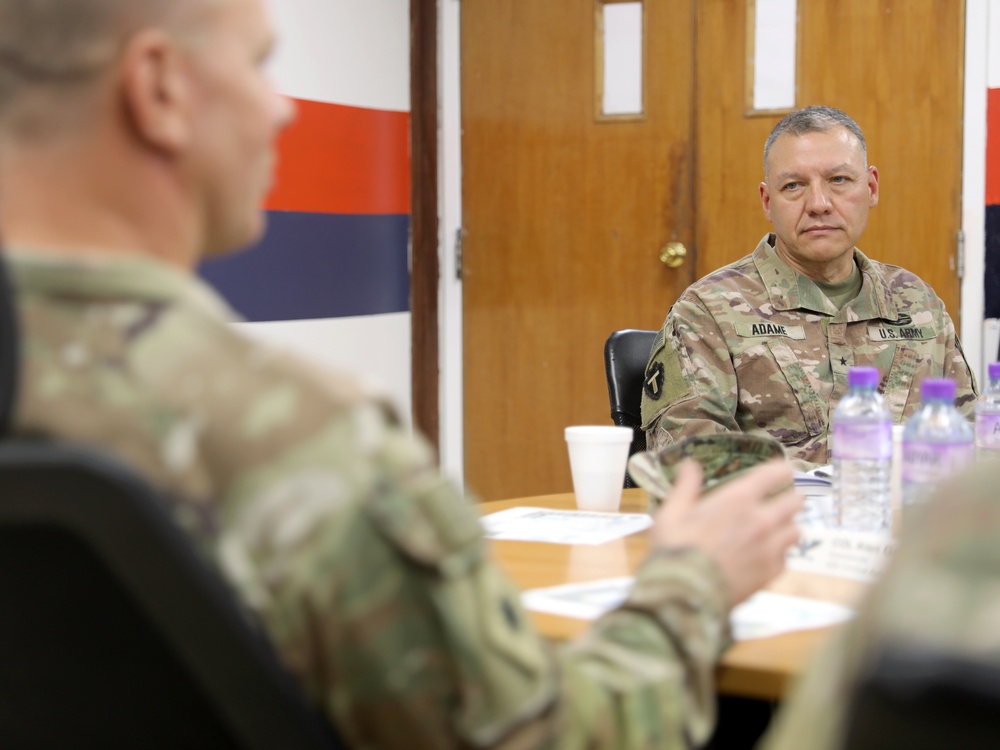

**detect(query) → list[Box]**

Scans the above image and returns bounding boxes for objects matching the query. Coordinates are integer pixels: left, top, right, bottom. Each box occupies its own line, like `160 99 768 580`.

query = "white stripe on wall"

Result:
265 0 410 112
236 314 413 431
988 0 1000 88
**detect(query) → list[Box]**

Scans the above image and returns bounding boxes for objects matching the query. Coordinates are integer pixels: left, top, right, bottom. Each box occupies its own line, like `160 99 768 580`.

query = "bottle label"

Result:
976 414 1000 449
902 441 974 483
832 421 892 460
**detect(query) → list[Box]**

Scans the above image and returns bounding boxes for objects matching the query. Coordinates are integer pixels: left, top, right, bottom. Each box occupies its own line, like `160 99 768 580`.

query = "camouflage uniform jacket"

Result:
10 251 733 750
759 462 1000 750
641 235 976 467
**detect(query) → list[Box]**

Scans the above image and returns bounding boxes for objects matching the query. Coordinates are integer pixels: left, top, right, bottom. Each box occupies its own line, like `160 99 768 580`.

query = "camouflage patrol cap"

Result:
628 433 786 509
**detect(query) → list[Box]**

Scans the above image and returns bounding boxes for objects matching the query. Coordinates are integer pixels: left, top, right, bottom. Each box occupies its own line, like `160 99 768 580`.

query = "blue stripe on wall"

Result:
199 211 410 321
986 204 1000 319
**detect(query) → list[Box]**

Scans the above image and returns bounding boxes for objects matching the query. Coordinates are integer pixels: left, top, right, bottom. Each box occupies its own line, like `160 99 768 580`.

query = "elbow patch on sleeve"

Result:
640 329 692 430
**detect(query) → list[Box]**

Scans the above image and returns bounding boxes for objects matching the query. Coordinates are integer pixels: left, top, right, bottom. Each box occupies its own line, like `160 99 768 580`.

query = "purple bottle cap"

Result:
989 362 1000 380
921 378 956 401
847 366 879 388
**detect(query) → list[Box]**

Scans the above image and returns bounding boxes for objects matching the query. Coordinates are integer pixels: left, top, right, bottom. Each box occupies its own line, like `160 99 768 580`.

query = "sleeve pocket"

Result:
366 482 557 747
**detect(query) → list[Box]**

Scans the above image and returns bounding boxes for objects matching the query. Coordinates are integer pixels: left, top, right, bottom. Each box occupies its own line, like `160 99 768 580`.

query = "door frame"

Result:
410 0 466 488
410 0 439 450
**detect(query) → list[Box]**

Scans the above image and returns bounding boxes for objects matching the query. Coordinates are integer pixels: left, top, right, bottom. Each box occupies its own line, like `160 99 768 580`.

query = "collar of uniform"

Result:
751 234 896 321
4 249 239 323
751 234 832 314
846 248 898 322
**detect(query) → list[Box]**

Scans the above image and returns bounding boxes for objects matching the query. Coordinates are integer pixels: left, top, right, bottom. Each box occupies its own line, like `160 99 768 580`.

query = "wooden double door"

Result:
461 0 965 500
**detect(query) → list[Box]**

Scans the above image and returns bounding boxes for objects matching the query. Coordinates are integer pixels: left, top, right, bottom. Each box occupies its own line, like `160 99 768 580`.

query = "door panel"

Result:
461 0 697 500
799 0 964 323
693 0 775 278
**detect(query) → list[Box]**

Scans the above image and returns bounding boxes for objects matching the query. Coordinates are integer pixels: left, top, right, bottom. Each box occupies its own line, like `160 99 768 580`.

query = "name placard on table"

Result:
786 527 896 583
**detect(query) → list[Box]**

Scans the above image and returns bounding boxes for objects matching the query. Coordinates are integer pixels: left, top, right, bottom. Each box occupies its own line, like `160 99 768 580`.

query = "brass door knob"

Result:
659 242 687 268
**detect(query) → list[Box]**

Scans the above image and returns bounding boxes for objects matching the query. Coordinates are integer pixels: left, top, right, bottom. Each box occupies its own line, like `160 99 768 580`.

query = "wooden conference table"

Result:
482 488 866 701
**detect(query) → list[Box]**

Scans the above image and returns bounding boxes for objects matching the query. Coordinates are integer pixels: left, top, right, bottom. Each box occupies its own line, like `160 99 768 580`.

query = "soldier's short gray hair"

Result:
763 106 867 177
0 0 202 135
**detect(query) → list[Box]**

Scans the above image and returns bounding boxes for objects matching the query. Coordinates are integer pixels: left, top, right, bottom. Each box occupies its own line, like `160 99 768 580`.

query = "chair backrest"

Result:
0 443 344 749
0 249 17 435
841 643 1000 750
603 329 657 487
0 254 343 749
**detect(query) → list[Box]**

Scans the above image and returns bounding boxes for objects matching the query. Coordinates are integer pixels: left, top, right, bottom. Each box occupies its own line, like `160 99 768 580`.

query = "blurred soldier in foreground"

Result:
760 463 1000 749
642 106 975 468
0 0 802 747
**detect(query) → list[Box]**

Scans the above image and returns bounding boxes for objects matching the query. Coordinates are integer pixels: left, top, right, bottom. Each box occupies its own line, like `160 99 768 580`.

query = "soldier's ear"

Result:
119 29 194 155
760 181 773 220
867 165 879 207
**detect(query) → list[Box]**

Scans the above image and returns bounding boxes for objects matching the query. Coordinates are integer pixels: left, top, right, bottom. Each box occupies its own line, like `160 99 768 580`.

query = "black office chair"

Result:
0 253 344 749
841 642 1000 750
603 329 657 488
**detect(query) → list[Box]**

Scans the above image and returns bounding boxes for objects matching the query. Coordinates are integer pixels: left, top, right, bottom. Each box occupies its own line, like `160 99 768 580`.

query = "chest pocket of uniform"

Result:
764 339 825 438
881 344 919 422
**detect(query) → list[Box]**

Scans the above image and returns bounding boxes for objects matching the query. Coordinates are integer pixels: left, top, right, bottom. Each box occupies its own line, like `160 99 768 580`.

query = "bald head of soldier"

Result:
0 0 294 268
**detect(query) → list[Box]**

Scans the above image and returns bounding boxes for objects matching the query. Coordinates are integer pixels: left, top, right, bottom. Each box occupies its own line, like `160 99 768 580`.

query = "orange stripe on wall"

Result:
265 98 411 215
987 88 1000 205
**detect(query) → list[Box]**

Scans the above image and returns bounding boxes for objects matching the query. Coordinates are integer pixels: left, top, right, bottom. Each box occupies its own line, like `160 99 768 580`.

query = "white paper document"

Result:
521 576 635 620
793 465 833 492
521 576 632 620
729 591 854 640
481 507 653 546
796 492 835 527
521 578 854 640
793 468 834 528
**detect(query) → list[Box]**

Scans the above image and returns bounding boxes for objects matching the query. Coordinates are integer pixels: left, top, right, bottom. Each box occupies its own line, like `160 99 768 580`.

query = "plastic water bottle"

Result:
831 366 892 533
975 362 1000 461
901 378 974 508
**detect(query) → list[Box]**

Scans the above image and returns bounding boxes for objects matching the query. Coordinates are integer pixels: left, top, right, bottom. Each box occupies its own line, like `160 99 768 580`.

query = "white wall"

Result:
963 0 989 384
266 0 409 113
989 0 1000 87
234 315 411 426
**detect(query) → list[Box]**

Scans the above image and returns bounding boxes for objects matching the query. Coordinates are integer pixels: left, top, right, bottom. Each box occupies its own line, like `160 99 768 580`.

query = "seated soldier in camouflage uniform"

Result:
642 106 976 468
0 0 804 747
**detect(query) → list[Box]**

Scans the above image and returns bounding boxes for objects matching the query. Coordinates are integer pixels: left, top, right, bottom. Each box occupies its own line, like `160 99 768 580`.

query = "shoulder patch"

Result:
640 329 691 429
644 361 665 400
